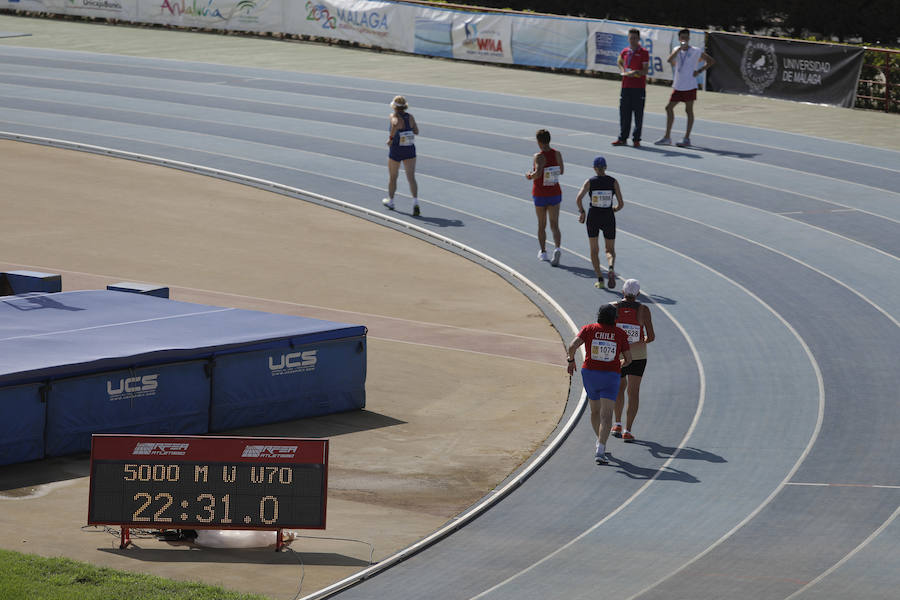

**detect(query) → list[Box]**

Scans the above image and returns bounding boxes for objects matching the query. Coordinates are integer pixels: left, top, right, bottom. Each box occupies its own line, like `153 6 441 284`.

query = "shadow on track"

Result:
630 439 727 463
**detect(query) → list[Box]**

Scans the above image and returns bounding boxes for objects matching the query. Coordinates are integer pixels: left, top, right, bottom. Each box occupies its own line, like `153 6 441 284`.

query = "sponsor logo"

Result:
107 374 159 401
67 0 124 11
241 445 298 459
133 442 189 456
741 40 778 94
461 20 503 55
305 1 337 30
159 0 224 19
268 350 317 375
305 1 389 35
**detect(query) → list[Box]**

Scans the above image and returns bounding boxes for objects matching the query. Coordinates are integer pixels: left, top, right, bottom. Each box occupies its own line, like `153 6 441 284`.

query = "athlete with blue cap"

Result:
575 156 624 289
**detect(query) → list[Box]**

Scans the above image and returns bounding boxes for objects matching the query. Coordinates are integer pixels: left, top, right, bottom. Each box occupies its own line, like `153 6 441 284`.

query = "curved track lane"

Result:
0 46 898 600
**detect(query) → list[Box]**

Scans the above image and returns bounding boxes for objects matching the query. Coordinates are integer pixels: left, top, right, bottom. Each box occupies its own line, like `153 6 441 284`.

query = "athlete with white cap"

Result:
611 278 655 442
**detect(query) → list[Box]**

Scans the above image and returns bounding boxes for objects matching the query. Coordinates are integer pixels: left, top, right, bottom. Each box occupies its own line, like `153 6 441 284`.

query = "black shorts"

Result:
587 208 616 239
621 358 647 377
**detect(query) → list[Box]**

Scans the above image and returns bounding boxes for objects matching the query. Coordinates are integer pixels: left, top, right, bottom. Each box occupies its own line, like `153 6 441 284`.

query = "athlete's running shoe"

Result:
382 198 395 210
676 137 691 147
538 250 548 261
607 270 616 288
622 431 635 442
632 140 641 148
413 204 420 217
611 424 623 437
611 139 627 146
551 247 561 266
654 137 672 146
594 280 603 289
595 440 608 464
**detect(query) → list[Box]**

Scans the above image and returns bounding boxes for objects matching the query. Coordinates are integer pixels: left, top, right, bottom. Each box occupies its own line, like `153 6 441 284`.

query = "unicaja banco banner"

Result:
707 32 865 107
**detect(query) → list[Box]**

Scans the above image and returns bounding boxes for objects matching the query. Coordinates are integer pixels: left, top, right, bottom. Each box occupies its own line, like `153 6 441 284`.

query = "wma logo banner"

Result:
268 350 318 376
450 13 512 64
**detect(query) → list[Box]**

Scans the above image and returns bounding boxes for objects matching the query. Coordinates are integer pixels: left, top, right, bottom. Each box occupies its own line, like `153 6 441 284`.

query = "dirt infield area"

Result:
0 140 569 599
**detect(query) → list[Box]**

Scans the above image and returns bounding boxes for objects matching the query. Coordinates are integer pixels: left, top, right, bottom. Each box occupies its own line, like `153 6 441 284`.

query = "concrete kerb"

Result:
0 129 589 598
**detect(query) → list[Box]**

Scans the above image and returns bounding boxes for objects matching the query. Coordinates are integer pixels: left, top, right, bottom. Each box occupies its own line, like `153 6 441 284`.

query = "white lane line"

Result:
783 503 900 600
787 482 900 490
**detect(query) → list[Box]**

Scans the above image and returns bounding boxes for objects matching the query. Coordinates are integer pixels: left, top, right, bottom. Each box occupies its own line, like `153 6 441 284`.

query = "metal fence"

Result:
858 47 899 112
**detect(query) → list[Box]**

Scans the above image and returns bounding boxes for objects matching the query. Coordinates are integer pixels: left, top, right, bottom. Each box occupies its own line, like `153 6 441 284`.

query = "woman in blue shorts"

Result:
525 129 564 266
566 303 632 464
382 95 420 216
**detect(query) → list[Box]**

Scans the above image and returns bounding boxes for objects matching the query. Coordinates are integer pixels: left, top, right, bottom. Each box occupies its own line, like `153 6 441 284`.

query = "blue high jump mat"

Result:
0 290 366 465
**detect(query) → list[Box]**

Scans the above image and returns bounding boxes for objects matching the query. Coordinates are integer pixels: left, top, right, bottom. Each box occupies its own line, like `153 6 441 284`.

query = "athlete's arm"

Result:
526 152 546 180
613 180 625 212
695 51 716 77
409 113 420 135
621 349 633 370
640 305 655 344
566 336 584 375
556 150 564 175
575 179 590 222
387 114 400 145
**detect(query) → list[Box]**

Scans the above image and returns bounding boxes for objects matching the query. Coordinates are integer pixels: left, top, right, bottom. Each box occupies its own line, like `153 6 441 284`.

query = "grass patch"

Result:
0 548 271 600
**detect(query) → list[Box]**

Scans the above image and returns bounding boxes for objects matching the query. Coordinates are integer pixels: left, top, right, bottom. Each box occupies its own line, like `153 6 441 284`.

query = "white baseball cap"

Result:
622 279 640 297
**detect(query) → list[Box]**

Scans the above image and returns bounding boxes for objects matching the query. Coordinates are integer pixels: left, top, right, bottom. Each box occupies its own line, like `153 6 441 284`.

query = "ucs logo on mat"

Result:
107 374 159 400
268 350 317 376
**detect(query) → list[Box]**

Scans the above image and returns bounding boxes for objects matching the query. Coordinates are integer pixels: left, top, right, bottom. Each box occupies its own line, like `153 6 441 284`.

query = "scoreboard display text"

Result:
88 435 328 530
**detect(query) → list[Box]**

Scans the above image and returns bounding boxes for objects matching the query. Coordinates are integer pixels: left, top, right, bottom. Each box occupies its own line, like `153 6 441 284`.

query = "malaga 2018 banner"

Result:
707 32 865 108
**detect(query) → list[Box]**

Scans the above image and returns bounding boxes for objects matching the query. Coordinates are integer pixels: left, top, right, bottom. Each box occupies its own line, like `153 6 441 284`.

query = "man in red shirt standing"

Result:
613 28 649 148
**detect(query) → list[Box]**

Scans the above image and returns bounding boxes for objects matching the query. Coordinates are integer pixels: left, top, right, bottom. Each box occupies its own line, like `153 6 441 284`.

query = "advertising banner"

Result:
587 22 675 80
707 32 865 107
2 0 52 11
55 0 138 19
450 11 512 65
413 5 453 58
511 15 586 70
138 0 284 32
285 0 414 52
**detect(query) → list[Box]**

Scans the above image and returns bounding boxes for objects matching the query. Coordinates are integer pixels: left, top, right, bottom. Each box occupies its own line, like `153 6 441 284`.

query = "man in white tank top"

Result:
655 29 715 148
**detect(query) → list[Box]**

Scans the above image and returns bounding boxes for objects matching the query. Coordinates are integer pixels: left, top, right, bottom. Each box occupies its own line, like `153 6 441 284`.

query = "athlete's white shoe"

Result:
537 250 548 261
382 197 395 210
551 247 561 266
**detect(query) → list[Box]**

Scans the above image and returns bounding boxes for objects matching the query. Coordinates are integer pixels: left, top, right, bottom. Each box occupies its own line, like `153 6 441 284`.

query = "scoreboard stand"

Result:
88 435 328 552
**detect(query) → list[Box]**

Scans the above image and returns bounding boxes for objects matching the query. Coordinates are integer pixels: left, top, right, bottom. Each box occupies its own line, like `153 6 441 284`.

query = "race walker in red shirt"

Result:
567 303 632 464
525 128 565 266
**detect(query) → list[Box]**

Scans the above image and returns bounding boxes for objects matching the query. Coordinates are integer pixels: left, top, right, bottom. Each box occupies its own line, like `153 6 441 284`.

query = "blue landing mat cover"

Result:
0 291 367 464
0 290 365 385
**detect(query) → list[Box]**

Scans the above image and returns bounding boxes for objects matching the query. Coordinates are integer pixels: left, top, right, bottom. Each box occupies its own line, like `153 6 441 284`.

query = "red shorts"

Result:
669 88 697 103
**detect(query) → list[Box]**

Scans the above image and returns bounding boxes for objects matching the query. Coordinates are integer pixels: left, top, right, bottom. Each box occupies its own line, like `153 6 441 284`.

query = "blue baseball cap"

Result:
593 156 607 169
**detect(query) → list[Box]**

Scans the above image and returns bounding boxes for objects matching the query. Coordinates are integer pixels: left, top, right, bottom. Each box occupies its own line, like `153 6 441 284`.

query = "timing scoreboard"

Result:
88 434 328 549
